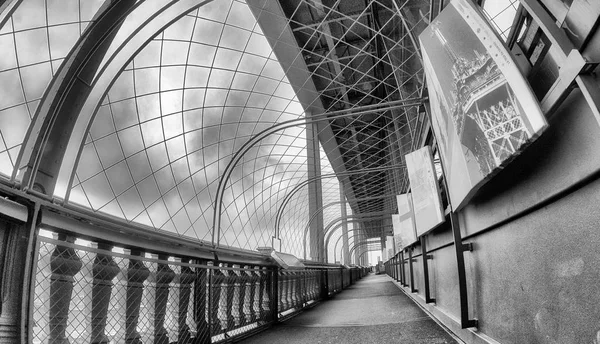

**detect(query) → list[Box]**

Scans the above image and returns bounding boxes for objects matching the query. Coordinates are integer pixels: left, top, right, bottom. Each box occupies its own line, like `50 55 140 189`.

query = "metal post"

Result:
423 86 478 328
450 211 478 328
306 113 325 262
270 267 279 322
420 237 436 304
340 184 350 264
408 247 417 293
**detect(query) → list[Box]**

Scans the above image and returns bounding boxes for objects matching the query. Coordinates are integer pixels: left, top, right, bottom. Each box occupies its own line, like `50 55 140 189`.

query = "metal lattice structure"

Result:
0 0 519 263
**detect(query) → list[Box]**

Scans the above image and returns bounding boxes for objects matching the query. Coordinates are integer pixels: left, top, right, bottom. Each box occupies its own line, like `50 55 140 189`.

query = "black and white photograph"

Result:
419 0 547 208
1 0 599 342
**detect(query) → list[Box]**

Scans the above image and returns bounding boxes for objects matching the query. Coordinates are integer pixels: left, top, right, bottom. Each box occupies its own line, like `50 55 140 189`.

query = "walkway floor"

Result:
240 273 459 344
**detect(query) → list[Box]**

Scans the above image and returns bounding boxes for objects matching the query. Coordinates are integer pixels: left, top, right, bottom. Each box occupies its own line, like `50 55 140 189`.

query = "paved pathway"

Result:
239 273 459 344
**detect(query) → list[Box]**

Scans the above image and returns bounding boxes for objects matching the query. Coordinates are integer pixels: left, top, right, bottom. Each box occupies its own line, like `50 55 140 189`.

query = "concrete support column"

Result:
339 184 350 265
357 225 366 266
306 114 325 262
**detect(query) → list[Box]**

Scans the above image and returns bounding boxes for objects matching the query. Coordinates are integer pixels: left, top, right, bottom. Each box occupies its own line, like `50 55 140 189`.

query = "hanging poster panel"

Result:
405 146 445 236
418 0 547 209
386 235 395 259
393 194 418 250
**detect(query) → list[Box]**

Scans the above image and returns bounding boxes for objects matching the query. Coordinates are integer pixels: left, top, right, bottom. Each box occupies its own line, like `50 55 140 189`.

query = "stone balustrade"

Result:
33 232 368 343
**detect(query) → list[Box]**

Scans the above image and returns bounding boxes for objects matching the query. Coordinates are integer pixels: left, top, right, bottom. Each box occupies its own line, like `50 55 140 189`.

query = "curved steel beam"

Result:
350 240 381 255
332 233 374 264
304 211 395 260
332 224 393 263
350 241 381 264
324 219 372 262
334 232 368 263
17 0 141 192
300 193 400 246
334 232 360 263
0 0 22 30
325 221 393 262
274 164 405 240
303 211 393 260
212 98 425 245
50 0 216 200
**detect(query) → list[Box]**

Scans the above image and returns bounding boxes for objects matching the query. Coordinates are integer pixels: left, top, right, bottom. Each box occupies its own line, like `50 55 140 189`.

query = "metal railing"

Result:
29 226 368 344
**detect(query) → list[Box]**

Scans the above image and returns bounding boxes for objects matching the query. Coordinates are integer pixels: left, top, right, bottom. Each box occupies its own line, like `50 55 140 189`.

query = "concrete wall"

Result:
397 85 600 343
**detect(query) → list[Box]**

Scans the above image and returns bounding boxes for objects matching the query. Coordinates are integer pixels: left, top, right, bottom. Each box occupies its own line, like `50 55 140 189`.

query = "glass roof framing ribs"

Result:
0 0 458 258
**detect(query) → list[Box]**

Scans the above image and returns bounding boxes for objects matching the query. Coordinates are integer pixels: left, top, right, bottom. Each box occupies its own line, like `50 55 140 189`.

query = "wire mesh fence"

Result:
32 233 368 343
33 235 277 344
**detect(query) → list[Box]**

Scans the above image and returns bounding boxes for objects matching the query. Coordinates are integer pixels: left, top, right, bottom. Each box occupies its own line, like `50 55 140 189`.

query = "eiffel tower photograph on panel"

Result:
419 0 547 209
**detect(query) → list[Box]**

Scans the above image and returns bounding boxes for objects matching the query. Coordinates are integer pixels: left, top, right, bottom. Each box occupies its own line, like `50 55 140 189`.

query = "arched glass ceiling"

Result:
68 0 315 251
270 0 430 225
277 142 346 259
0 0 104 177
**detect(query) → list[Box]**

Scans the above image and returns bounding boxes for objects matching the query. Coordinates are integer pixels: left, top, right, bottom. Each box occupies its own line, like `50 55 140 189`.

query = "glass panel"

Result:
482 0 520 41
70 1 310 250
60 0 429 258
0 0 104 178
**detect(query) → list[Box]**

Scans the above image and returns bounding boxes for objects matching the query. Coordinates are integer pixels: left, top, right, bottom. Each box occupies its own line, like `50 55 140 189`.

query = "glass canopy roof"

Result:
0 0 104 177
0 0 427 260
67 0 323 252
0 0 521 261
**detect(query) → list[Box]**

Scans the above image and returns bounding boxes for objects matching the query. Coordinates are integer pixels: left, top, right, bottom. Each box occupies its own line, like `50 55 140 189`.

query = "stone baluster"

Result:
303 271 309 304
178 259 195 344
304 272 309 304
282 271 289 310
312 271 318 300
49 234 82 344
224 265 235 330
193 262 210 344
243 266 255 324
307 271 313 301
154 255 175 344
231 265 242 327
91 243 120 344
307 271 312 303
125 250 149 344
286 271 294 309
277 271 284 311
316 270 322 300
252 267 261 321
210 265 224 334
298 272 305 306
301 272 307 306
236 266 247 327
261 267 270 318
288 271 294 309
290 272 299 308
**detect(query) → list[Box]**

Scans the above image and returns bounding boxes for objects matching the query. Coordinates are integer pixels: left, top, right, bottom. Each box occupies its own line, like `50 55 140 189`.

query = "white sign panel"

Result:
405 146 445 236
393 194 418 249
386 235 395 258
419 0 547 209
